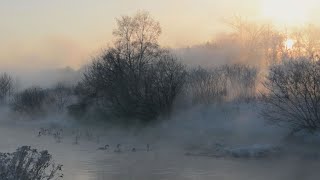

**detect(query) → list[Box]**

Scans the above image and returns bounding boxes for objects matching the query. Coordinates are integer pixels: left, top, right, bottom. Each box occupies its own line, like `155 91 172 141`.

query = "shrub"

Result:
0 146 63 180
76 11 186 122
261 58 320 133
185 64 258 105
221 64 258 101
11 87 47 117
186 66 227 105
47 83 73 113
0 73 13 104
81 50 186 122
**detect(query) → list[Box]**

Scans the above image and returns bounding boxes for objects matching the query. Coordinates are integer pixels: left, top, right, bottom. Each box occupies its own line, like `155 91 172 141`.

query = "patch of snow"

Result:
225 144 282 158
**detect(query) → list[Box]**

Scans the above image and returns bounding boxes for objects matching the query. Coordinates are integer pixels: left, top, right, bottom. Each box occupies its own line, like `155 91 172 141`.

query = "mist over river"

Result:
1 105 320 180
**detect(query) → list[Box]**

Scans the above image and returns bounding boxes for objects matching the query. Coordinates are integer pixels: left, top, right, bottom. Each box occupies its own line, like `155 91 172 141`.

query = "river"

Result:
1 121 320 180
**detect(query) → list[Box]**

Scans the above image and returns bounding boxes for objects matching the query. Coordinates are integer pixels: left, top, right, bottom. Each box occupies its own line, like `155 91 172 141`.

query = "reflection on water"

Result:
1 123 320 180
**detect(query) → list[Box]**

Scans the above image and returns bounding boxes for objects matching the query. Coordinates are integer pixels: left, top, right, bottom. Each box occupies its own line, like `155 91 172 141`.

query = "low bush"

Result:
0 146 63 180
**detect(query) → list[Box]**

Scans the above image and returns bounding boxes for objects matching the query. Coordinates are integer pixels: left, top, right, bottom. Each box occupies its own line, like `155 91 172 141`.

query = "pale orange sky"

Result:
1 0 319 70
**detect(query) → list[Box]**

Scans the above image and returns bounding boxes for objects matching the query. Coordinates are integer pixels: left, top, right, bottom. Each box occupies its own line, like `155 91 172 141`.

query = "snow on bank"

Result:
225 144 282 158
291 130 320 144
185 143 283 159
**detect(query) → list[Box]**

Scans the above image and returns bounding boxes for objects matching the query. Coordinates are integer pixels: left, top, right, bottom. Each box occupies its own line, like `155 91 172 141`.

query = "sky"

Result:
1 0 320 70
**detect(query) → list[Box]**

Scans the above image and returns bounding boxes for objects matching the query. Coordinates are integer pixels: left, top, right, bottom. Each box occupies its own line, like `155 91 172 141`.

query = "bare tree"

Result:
144 54 186 116
78 11 186 122
261 26 286 65
11 87 47 117
291 24 320 58
0 73 13 104
222 64 258 101
112 10 162 68
185 64 258 105
82 49 186 121
186 66 227 105
114 11 163 100
261 58 320 133
0 146 63 180
48 83 73 112
223 16 289 66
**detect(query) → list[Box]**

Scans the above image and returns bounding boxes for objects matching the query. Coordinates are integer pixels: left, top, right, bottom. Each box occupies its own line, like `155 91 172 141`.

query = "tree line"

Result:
0 11 320 134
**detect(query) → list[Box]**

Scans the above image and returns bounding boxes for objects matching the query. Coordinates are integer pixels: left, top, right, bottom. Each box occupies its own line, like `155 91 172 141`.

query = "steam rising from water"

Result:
1 102 320 180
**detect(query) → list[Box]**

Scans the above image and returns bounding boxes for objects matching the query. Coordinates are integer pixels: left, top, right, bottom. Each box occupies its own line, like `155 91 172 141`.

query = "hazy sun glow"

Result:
285 39 295 49
261 0 309 26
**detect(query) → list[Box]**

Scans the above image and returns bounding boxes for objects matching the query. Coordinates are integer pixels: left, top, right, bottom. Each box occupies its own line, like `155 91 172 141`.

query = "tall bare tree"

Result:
79 11 186 122
113 10 162 68
223 16 287 66
291 24 320 58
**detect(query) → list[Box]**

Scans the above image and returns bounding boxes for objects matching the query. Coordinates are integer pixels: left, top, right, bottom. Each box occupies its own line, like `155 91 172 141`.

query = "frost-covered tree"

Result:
0 146 63 180
261 58 320 133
